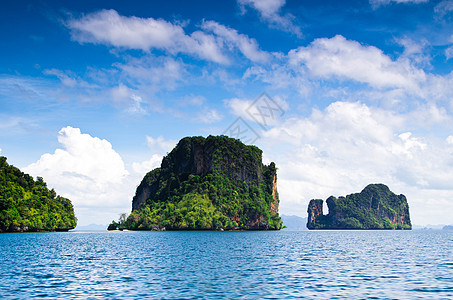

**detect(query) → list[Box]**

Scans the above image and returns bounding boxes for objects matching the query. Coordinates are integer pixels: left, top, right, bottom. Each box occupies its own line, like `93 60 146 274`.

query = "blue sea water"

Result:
0 230 452 299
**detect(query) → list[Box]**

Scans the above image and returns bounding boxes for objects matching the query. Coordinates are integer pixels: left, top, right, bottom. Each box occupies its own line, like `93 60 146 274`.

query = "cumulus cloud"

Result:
289 35 426 91
202 21 271 63
259 101 453 225
238 0 302 37
131 136 176 176
132 154 162 175
66 9 228 63
24 127 131 225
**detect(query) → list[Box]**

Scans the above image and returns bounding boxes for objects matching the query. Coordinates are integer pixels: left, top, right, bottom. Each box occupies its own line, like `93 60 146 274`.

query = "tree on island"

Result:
107 213 128 230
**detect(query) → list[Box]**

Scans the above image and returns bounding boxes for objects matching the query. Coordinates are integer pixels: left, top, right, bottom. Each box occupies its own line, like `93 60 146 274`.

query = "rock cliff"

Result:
307 184 411 230
126 135 281 230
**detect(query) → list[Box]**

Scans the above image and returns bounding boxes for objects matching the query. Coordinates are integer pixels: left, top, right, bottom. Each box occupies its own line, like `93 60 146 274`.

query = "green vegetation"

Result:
308 184 411 230
108 213 128 230
125 135 282 230
0 156 77 232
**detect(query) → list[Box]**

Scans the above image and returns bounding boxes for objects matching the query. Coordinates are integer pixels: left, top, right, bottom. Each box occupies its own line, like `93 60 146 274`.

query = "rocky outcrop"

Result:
307 199 324 229
126 135 282 231
107 223 117 231
307 184 412 230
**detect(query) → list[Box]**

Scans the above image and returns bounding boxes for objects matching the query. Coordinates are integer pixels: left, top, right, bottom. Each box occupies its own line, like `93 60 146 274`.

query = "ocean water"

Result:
0 230 452 299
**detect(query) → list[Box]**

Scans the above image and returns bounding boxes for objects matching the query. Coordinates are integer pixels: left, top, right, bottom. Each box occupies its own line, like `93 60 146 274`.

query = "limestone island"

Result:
307 184 411 230
112 135 282 231
0 156 77 232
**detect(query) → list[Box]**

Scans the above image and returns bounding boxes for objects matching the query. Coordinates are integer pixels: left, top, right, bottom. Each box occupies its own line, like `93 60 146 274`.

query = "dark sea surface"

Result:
0 230 452 299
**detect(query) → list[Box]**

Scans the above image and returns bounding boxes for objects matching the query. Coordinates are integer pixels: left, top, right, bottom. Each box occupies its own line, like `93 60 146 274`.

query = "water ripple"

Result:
0 230 452 299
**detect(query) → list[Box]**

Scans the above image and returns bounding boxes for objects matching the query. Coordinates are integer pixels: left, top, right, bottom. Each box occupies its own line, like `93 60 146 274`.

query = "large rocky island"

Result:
0 156 77 232
307 184 411 230
122 135 282 230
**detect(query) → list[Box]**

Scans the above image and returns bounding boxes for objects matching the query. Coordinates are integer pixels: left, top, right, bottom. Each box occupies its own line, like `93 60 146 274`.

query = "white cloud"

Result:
447 136 453 144
225 97 254 120
146 136 177 155
434 0 453 19
44 69 78 87
395 37 431 68
113 56 187 103
24 127 131 225
226 95 288 128
202 21 271 63
238 0 302 37
0 76 51 102
110 84 149 114
66 10 275 65
128 94 146 114
132 154 162 175
43 69 99 90
66 9 228 63
289 35 426 91
406 104 451 127
196 108 223 124
370 0 429 8
446 45 453 60
240 0 286 15
179 95 205 106
132 135 177 177
391 132 426 159
259 101 453 225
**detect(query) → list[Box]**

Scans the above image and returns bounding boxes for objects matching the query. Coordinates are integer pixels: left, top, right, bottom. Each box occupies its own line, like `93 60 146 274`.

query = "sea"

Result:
0 230 451 299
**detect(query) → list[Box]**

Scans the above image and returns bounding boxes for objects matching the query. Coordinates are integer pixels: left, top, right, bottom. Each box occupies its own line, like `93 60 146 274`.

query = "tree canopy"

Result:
0 156 77 232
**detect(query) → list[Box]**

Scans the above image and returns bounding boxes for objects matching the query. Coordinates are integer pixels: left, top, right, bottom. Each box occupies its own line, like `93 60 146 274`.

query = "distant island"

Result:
111 135 282 231
0 156 77 232
307 184 411 230
281 215 308 231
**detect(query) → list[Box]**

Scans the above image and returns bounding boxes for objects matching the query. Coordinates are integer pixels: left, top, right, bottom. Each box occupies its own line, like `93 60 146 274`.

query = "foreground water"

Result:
0 230 452 299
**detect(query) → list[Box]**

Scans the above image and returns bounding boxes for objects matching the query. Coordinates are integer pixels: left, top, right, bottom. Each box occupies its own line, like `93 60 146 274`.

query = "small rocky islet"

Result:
307 184 412 230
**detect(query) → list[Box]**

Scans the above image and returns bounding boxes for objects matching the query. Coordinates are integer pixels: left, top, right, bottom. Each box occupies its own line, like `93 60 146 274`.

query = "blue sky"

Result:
1 0 453 226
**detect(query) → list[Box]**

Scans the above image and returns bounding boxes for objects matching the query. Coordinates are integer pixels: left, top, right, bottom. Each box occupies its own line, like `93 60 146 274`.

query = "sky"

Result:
1 0 453 226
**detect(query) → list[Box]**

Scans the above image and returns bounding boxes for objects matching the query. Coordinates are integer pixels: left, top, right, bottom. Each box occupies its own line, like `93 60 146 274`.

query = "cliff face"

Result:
127 136 281 230
307 199 324 229
0 156 77 232
307 184 411 230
